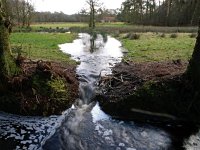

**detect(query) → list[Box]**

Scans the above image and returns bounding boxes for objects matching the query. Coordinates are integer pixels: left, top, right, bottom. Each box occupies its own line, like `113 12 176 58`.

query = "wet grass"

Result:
121 33 196 62
10 32 77 63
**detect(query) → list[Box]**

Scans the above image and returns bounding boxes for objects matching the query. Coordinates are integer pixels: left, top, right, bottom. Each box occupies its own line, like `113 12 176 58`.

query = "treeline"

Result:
118 0 200 26
33 8 117 23
4 0 34 27
33 12 88 22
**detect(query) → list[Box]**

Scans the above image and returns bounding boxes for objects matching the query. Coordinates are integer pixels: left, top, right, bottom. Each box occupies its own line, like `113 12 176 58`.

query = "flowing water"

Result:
0 33 199 150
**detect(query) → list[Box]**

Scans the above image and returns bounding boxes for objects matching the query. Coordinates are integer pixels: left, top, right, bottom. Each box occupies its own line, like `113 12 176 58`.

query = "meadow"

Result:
10 32 77 63
120 33 196 62
11 22 198 64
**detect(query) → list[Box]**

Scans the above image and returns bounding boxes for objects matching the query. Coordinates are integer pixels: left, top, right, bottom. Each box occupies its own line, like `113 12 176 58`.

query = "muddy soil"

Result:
97 60 198 123
98 60 187 102
0 59 79 116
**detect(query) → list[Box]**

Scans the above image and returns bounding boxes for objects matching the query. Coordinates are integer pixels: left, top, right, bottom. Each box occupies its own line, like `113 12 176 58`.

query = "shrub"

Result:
129 33 140 40
160 33 166 38
170 33 178 38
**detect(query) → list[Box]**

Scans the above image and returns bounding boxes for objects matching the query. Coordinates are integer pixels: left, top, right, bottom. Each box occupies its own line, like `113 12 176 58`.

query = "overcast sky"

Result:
33 0 125 15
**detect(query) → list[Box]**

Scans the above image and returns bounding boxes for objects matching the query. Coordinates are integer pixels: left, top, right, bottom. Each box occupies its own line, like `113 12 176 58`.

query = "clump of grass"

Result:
160 33 166 38
170 33 178 38
189 33 197 38
113 30 120 37
129 33 140 40
123 33 140 40
123 33 131 39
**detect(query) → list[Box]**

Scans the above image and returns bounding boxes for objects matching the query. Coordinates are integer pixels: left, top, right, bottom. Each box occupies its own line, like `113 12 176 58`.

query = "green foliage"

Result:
10 32 77 64
32 73 70 99
48 78 68 98
119 0 200 26
121 33 195 62
31 73 71 116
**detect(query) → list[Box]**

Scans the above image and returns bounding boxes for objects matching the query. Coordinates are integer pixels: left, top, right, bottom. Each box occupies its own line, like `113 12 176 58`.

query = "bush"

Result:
170 33 178 38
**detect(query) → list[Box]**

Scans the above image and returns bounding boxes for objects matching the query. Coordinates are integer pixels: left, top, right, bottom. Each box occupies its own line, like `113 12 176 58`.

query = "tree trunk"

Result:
0 0 20 85
190 1 200 25
166 0 172 26
187 21 200 89
88 0 95 29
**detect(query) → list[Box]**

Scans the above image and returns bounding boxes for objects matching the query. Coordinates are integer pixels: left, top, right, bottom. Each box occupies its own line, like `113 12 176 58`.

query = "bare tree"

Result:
86 0 101 28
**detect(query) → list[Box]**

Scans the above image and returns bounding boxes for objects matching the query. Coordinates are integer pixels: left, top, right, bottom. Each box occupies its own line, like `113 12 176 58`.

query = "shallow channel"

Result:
0 33 199 150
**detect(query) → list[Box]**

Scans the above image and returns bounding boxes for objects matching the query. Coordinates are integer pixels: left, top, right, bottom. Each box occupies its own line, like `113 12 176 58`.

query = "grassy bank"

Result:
10 32 77 63
0 32 79 115
120 33 196 62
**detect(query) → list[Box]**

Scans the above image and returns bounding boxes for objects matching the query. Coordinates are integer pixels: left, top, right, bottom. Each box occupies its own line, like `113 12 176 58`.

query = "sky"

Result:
33 0 125 15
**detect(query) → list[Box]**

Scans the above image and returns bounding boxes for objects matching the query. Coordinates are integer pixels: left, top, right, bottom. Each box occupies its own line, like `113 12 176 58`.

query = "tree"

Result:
0 0 19 89
119 0 200 26
187 21 200 89
86 0 101 28
3 0 35 27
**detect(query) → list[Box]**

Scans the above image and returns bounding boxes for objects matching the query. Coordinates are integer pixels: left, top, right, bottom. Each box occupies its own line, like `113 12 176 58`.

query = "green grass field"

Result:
10 22 197 64
10 32 77 63
121 33 196 62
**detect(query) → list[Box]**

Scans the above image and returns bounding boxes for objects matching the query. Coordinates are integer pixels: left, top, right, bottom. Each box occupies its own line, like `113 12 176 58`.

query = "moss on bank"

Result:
0 31 79 116
0 60 79 116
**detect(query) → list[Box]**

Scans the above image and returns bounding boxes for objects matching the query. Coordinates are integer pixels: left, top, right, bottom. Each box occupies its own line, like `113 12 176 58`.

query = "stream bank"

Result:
0 59 78 116
0 33 199 150
97 60 200 124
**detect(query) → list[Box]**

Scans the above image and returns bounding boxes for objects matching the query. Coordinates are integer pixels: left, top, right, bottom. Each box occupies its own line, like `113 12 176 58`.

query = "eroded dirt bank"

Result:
0 59 79 116
97 60 200 124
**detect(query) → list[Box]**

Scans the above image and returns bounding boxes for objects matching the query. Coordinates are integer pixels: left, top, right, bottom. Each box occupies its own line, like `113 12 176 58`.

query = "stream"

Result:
0 33 199 150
